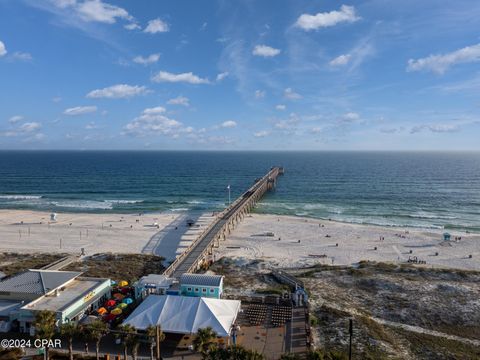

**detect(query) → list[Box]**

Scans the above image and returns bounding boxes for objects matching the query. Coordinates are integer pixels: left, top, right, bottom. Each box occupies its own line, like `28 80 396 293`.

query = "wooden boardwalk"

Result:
164 167 284 279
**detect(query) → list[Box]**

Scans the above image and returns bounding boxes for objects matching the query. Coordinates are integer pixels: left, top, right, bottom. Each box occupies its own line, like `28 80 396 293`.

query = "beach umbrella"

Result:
97 307 107 315
104 314 116 321
111 308 122 315
117 303 128 309
118 280 129 287
106 300 116 307
120 287 130 294
113 293 125 300
110 280 117 286
122 298 133 305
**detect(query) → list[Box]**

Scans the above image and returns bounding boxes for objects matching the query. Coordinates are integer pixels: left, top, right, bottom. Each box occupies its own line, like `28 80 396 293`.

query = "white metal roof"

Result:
123 295 240 337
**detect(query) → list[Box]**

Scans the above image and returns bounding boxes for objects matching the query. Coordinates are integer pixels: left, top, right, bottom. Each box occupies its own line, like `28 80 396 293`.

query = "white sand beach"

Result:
1 210 478 271
216 214 480 271
0 210 215 259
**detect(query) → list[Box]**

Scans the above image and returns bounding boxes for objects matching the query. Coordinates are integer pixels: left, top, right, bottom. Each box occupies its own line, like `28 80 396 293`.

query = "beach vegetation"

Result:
0 252 67 275
59 322 78 360
193 327 217 356
33 310 57 360
65 253 165 282
86 320 109 360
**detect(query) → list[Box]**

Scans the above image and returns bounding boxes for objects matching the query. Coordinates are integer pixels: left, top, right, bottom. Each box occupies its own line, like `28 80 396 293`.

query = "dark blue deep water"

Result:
0 151 479 232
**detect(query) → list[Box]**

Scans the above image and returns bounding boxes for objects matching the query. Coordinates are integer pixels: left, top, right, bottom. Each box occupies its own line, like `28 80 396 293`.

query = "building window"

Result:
187 287 192 292
210 288 215 293
195 288 199 292
202 288 207 293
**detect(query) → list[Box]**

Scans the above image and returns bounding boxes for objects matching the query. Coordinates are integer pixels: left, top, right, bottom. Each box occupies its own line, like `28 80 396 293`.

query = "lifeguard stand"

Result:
443 232 451 241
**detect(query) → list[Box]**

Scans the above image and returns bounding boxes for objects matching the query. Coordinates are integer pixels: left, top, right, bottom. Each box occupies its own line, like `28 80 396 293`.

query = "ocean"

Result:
0 151 479 232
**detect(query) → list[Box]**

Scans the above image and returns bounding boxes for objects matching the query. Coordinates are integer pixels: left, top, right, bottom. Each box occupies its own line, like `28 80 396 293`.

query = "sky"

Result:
1 0 480 150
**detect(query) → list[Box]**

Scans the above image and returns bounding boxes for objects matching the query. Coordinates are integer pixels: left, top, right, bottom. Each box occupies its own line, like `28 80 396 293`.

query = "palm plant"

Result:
193 327 217 357
306 349 348 360
280 353 301 360
33 310 57 360
117 324 136 360
205 345 265 360
59 322 78 360
79 323 91 354
146 325 165 360
129 334 141 360
87 320 109 360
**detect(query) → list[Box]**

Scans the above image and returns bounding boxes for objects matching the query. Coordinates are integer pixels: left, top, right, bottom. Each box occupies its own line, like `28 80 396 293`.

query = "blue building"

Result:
179 274 223 299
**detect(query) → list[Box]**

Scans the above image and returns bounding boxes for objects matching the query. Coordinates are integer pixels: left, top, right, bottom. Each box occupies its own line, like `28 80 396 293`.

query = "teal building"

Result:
179 274 223 299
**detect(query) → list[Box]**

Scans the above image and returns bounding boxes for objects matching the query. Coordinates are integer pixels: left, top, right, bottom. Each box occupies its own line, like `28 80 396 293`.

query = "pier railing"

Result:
163 166 283 278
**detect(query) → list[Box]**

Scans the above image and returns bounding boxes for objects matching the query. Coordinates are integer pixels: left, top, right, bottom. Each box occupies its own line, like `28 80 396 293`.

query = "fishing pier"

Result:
164 166 284 278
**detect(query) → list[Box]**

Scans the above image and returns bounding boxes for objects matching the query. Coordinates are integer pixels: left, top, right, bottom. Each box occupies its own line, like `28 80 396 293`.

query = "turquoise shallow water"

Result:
0 151 479 232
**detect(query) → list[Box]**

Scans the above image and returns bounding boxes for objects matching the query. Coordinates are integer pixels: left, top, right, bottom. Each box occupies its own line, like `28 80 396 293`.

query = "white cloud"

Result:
379 127 399 134
329 54 351 66
51 0 76 8
216 72 229 81
19 122 41 132
254 130 269 138
407 43 480 74
410 124 460 134
10 52 33 61
86 84 149 99
274 113 301 132
220 120 237 128
167 96 190 107
0 40 6 57
24 133 46 142
85 121 98 129
151 71 209 84
63 105 97 116
276 104 286 111
133 53 160 65
144 18 169 34
295 5 360 31
123 111 183 137
252 45 281 57
76 0 132 24
311 127 323 134
284 88 302 100
8 115 23 124
340 112 360 122
255 90 266 99
124 22 140 30
142 106 166 115
52 96 62 103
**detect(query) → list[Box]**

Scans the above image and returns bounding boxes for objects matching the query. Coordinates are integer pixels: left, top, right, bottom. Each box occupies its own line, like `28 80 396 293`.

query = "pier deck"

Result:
165 167 283 278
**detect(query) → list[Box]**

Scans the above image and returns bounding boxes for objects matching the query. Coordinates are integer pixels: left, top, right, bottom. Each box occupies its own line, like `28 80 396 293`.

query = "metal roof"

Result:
0 270 82 295
179 273 223 287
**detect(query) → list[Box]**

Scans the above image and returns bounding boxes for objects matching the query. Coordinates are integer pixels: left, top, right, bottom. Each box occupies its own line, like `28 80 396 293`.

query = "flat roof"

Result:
139 274 174 287
22 278 108 313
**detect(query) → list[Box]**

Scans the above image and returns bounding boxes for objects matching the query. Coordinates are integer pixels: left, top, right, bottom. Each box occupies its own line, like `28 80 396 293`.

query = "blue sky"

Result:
1 0 480 150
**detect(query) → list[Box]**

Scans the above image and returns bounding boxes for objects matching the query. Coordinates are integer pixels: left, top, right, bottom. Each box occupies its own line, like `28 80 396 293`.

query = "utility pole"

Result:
349 318 353 360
